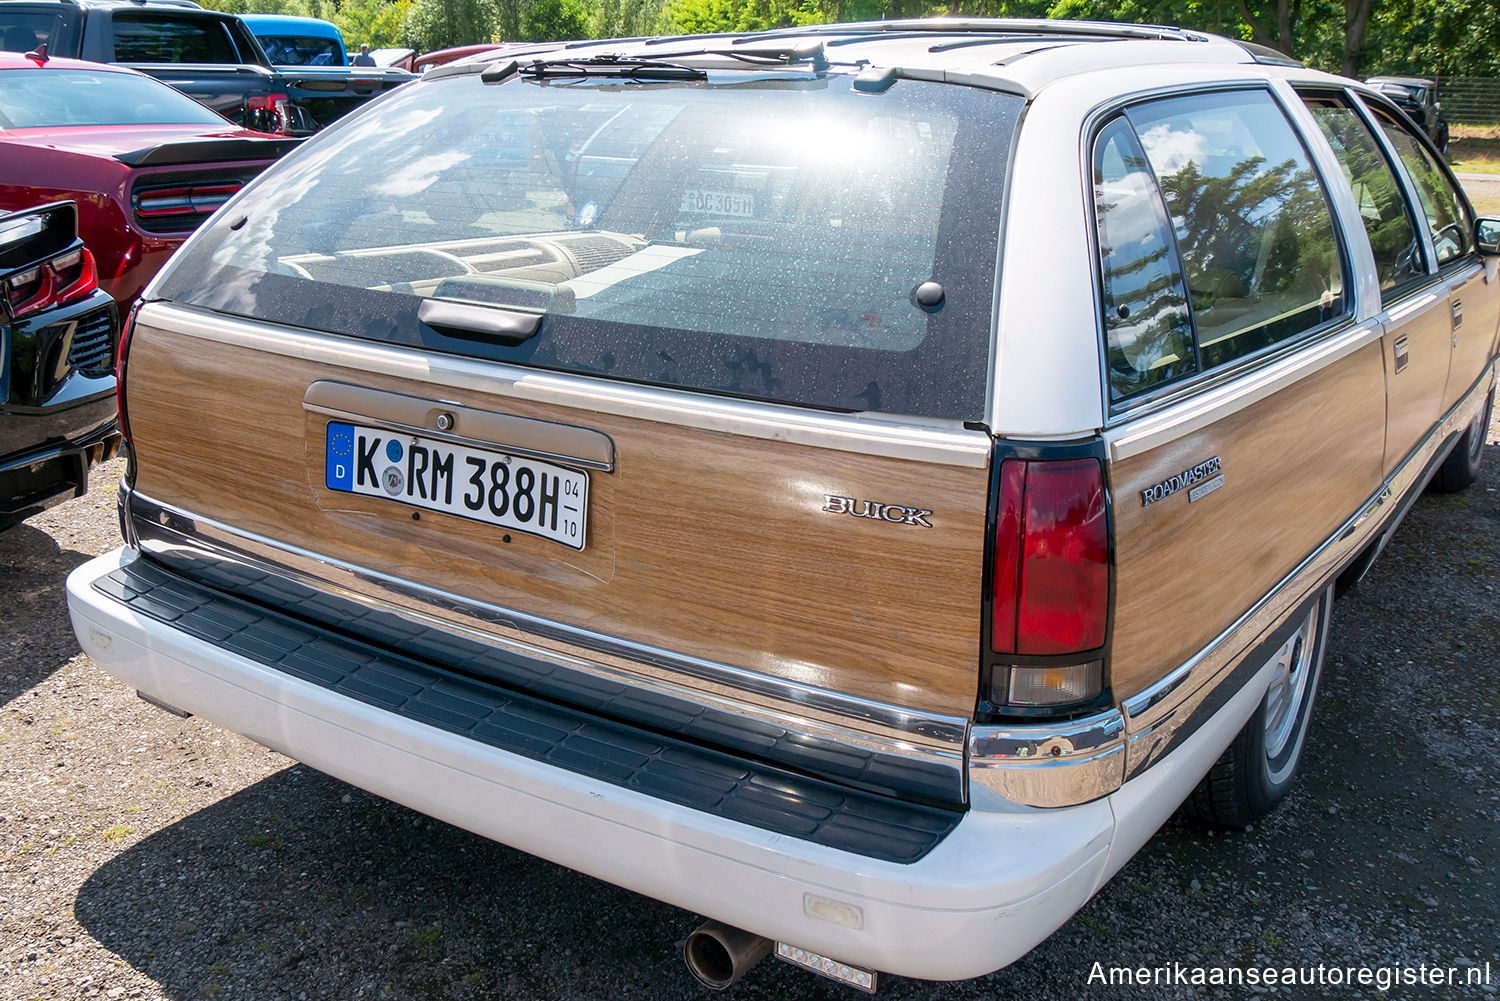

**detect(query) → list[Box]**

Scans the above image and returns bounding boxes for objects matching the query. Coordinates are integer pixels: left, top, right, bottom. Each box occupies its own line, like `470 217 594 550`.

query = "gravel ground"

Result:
2 394 1497 1001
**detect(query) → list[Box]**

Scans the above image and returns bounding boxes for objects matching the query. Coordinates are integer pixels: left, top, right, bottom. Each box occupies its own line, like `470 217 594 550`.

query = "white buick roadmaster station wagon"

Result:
67 19 1498 991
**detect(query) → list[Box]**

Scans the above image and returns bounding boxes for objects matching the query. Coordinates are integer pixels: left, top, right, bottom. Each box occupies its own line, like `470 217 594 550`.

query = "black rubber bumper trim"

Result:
97 559 962 864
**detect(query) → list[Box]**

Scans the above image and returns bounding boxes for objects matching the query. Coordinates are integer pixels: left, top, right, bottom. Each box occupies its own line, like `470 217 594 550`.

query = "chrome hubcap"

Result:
1262 605 1319 760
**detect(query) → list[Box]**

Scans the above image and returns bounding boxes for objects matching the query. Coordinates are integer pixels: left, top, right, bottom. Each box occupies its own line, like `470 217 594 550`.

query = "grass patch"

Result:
1449 126 1500 176
101 824 133 842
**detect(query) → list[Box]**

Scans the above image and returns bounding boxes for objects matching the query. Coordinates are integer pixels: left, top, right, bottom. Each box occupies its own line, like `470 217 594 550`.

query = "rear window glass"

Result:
112 14 240 63
259 35 342 65
153 70 1016 420
0 68 226 129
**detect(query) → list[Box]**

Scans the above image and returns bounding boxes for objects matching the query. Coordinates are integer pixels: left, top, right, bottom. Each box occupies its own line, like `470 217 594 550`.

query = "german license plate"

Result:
324 421 588 550
679 188 754 217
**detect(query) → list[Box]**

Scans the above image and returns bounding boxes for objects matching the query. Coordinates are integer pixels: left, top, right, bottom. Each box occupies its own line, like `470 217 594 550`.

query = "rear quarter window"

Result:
153 70 1018 421
1094 88 1351 404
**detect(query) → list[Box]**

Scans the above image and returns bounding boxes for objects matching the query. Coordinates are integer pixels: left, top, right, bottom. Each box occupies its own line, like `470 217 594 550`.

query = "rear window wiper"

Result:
482 55 706 83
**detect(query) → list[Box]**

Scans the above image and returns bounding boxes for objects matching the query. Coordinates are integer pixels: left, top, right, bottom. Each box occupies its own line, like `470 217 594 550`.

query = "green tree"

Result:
521 0 589 39
405 0 499 49
334 0 416 49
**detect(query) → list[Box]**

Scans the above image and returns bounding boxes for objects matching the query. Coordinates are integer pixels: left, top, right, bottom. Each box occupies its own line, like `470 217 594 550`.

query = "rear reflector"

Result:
991 457 1108 656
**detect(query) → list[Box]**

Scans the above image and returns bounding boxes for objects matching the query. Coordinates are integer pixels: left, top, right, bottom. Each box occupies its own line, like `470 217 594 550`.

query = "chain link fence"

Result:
1434 78 1500 126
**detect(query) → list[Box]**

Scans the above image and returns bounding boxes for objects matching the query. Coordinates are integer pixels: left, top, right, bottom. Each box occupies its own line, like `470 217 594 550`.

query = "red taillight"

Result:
991 457 1109 656
4 247 99 318
245 92 291 133
116 303 140 448
5 263 51 316
53 247 98 305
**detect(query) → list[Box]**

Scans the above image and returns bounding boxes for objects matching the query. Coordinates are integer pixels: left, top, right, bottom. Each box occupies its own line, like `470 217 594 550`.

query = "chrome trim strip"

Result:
1383 290 1442 324
124 489 971 795
1120 360 1497 777
968 709 1125 809
135 302 992 469
1106 320 1385 460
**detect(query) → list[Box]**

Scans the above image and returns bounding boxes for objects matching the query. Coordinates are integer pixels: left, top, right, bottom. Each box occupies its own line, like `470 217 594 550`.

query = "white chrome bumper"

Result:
67 546 1265 980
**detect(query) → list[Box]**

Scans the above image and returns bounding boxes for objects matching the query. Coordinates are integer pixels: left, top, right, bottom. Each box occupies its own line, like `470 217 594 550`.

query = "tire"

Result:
1430 387 1493 494
1436 122 1450 156
1186 586 1331 827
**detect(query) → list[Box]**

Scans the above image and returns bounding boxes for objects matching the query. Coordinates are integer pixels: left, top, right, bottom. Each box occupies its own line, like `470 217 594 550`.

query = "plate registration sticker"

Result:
325 421 588 550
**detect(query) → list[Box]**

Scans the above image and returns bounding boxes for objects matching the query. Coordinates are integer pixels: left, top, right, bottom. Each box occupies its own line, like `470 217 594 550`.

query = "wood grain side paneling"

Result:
126 325 992 718
1107 340 1387 702
1383 294 1452 475
1444 266 1500 414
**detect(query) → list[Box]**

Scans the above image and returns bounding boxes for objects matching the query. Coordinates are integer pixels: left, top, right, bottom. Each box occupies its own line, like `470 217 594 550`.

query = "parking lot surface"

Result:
2 396 1498 1000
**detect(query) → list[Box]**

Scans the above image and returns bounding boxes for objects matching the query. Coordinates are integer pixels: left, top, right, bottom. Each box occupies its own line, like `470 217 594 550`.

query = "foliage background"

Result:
199 0 1500 79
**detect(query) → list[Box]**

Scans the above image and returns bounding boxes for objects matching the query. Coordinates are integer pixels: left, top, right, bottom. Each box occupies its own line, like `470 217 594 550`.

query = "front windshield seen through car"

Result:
161 69 1016 418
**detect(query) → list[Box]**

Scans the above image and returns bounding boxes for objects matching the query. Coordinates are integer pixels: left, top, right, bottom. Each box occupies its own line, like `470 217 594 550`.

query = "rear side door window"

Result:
1370 106 1474 265
0 11 63 53
1300 93 1427 298
111 15 241 63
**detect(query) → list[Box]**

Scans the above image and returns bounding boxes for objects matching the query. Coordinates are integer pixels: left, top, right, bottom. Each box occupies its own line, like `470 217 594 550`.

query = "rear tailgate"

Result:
124 308 992 718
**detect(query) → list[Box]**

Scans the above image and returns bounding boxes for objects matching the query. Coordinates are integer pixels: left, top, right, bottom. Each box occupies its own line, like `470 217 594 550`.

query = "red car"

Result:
0 52 299 309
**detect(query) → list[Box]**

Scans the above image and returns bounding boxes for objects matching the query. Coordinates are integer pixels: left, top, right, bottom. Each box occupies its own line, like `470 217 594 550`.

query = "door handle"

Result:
1393 335 1410 374
1451 299 1463 330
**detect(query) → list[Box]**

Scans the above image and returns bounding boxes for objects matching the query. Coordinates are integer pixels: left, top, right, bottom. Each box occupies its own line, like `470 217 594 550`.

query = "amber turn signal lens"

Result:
1005 661 1104 707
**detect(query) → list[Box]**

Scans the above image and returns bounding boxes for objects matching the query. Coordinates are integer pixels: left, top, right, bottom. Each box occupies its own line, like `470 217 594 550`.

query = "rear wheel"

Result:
1186 587 1331 827
1430 388 1493 493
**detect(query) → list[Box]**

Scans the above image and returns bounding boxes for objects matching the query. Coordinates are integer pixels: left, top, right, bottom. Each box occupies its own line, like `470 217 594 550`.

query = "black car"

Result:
0 0 411 134
1 200 119 530
1366 75 1449 153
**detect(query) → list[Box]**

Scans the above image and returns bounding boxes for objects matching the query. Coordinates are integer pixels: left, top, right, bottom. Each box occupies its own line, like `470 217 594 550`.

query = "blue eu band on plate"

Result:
324 421 589 549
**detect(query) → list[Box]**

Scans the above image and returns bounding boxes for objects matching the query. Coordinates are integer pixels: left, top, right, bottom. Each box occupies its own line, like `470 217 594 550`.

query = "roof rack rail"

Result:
752 18 1209 43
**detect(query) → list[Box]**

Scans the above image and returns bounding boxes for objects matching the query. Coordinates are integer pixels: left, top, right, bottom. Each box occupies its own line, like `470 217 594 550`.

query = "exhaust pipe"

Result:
683 920 773 990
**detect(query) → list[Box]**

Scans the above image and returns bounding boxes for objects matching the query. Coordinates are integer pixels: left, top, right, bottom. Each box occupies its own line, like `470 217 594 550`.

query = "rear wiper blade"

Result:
483 54 706 83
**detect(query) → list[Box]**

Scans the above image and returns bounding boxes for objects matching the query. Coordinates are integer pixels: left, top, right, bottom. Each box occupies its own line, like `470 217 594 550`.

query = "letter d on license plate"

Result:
325 421 588 550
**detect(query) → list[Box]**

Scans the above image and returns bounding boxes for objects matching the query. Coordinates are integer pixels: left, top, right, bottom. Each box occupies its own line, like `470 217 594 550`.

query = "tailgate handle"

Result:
418 298 540 344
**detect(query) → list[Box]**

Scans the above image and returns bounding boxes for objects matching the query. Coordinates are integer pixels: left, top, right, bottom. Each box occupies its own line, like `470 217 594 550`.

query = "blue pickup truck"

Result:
239 13 348 67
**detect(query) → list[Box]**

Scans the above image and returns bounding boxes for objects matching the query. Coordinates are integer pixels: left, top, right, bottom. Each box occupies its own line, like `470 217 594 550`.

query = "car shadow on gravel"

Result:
0 523 93 706
72 764 881 1001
